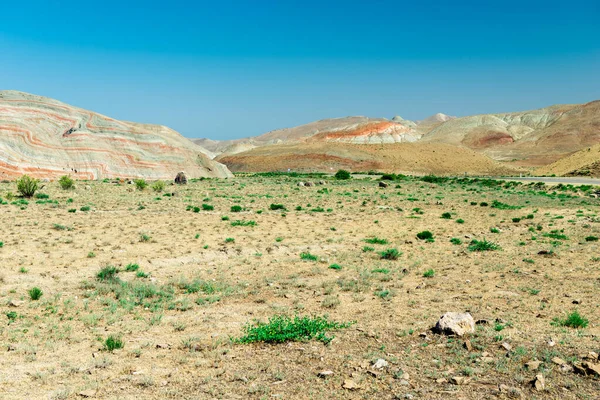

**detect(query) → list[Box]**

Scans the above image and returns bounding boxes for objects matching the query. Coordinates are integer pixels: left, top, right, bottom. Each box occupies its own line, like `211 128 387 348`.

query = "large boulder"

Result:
434 312 475 336
174 171 187 185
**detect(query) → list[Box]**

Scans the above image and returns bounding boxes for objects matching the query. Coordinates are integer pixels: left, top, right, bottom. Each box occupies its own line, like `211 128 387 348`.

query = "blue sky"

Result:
1 0 599 140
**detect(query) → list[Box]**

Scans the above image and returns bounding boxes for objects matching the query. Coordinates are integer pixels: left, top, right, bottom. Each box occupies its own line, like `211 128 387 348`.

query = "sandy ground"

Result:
0 176 599 399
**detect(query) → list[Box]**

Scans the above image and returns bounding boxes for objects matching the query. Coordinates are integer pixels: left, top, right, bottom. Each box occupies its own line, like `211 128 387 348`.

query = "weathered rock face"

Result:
0 91 232 180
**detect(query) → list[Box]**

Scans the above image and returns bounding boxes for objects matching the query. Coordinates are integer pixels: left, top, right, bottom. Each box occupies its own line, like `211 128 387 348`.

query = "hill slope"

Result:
0 91 231 179
422 102 600 166
217 142 521 176
536 143 600 177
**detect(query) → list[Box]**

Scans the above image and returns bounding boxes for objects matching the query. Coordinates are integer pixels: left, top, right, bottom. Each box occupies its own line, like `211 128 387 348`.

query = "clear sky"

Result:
1 0 599 140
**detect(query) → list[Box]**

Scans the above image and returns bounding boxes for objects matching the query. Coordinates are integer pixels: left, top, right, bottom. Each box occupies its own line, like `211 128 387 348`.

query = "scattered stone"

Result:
481 356 495 364
434 312 475 336
156 343 170 349
297 182 305 187
546 338 556 347
586 352 599 361
475 319 489 325
572 299 582 304
532 374 545 391
560 364 573 373
318 181 325 185
174 171 187 185
9 299 24 307
399 379 410 386
379 181 388 188
464 340 473 351
450 376 468 385
317 370 333 379
305 182 314 187
342 379 359 390
583 362 600 376
78 390 97 398
551 357 566 366
436 378 447 384
373 359 388 369
502 342 512 352
499 384 524 399
526 360 542 371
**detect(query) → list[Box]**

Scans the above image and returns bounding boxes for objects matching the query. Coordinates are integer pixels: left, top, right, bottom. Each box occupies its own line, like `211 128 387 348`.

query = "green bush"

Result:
58 175 74 190
334 170 351 180
16 175 39 198
585 236 598 242
104 335 124 351
269 203 286 211
379 248 401 260
329 263 342 270
441 212 452 219
300 252 318 261
28 287 43 300
152 180 166 192
450 238 462 245
552 311 589 328
231 205 243 212
416 231 434 240
468 239 500 252
202 204 214 211
236 315 354 344
423 269 435 278
97 266 119 282
364 237 388 245
134 179 147 191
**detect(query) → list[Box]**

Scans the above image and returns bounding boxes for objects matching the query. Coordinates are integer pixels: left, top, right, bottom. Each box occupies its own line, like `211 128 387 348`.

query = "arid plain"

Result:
1 174 599 399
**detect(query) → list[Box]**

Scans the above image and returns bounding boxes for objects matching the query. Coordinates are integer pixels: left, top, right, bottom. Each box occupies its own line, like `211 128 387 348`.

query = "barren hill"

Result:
193 116 421 157
422 102 600 166
536 142 600 177
217 142 521 176
0 91 232 180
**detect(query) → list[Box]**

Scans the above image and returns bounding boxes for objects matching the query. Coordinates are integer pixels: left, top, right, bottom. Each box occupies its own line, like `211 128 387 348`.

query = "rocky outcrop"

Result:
0 91 232 180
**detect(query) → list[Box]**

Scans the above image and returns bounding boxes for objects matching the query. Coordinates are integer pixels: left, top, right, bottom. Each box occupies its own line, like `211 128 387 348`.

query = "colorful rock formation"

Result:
0 91 232 180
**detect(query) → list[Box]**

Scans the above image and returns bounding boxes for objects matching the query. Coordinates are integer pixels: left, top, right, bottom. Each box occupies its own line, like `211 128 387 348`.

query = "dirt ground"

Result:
0 175 599 399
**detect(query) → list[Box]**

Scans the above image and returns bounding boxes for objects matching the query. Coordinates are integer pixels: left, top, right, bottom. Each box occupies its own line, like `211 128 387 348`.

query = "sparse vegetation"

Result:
16 175 39 197
58 175 75 190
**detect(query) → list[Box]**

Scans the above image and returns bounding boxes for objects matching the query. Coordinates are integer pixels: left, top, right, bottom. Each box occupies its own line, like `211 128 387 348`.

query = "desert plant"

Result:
151 180 166 192
231 205 243 212
468 239 500 252
97 266 119 282
423 269 435 278
450 237 462 245
364 237 388 245
104 335 124 351
329 263 342 270
334 169 351 180
134 179 147 191
585 236 598 242
58 175 75 190
28 287 43 300
269 203 286 211
441 212 452 219
16 175 39 198
416 231 434 241
379 248 401 260
202 204 214 211
236 315 354 344
125 263 140 272
300 252 318 261
552 311 589 328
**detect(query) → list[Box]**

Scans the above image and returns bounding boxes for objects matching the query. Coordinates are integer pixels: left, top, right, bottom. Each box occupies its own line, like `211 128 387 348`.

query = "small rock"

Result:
399 379 410 386
464 340 473 351
560 364 573 373
79 390 97 398
297 182 305 187
373 359 388 369
156 343 170 349
9 299 24 307
551 357 566 366
379 181 388 188
526 360 541 371
305 182 314 187
436 378 447 384
546 338 556 347
317 370 334 378
502 342 512 352
450 376 468 385
532 374 545 391
572 299 582 304
586 351 599 361
434 312 475 336
342 379 359 390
